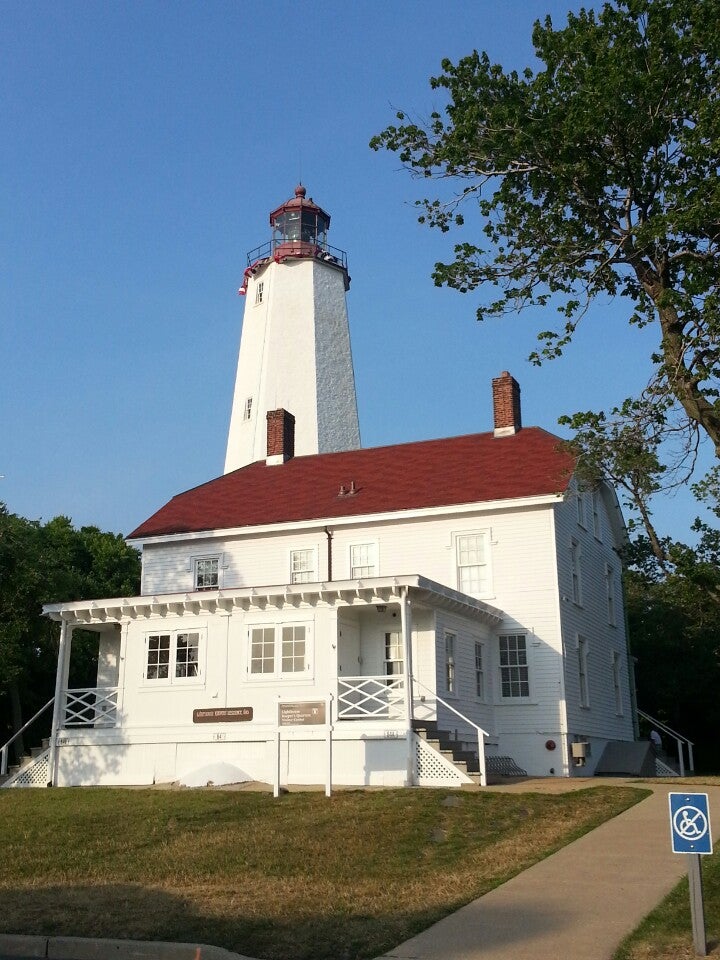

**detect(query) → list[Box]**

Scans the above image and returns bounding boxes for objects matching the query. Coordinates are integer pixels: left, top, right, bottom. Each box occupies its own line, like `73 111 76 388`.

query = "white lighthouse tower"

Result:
224 185 361 473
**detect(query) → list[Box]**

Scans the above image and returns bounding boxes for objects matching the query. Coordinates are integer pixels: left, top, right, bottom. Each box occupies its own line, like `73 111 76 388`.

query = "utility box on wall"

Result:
571 741 589 765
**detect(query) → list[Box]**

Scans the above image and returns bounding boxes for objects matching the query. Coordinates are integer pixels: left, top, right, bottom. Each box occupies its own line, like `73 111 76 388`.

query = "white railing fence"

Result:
0 697 55 776
63 688 119 727
412 676 489 787
337 675 405 720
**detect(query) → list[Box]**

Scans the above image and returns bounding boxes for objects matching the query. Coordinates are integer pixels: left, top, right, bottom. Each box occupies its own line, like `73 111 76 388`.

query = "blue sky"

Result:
1 0 708 539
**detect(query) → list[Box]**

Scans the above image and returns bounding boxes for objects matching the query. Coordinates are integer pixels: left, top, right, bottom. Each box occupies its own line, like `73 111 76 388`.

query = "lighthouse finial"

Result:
295 184 307 199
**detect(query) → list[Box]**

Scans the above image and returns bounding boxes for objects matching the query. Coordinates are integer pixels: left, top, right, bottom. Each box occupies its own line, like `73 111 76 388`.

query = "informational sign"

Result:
669 792 713 855
278 701 326 726
193 707 253 723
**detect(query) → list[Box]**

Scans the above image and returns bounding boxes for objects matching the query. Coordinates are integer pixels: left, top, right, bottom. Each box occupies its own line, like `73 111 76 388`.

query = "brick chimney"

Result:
492 371 522 437
266 409 295 465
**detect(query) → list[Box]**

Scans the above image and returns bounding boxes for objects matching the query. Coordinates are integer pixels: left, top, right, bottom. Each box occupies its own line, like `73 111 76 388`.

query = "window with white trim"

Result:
290 548 316 583
144 631 204 684
474 640 485 699
255 281 264 305
611 651 623 715
444 631 457 695
350 542 377 578
456 532 490 595
576 492 586 527
592 489 602 540
570 539 582 605
243 397 253 421
194 557 219 591
384 631 403 677
578 636 589 707
605 564 616 625
499 634 529 699
248 623 312 679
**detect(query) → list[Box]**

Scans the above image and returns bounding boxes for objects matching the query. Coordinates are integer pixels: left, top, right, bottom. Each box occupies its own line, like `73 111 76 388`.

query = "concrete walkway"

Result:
381 781 720 960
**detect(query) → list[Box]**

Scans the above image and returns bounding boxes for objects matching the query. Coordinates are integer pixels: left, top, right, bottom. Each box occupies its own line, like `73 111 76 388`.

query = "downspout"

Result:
48 619 70 787
324 526 333 582
400 586 414 785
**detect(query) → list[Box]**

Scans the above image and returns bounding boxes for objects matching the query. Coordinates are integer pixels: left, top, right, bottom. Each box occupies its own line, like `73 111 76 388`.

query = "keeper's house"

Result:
19 186 636 789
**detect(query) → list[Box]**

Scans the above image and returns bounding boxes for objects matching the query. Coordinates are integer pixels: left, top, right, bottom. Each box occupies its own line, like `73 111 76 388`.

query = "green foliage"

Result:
372 0 720 459
0 503 140 740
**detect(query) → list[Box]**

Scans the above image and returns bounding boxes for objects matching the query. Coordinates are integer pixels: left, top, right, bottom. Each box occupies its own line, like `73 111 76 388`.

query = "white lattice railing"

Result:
337 675 405 720
63 688 118 727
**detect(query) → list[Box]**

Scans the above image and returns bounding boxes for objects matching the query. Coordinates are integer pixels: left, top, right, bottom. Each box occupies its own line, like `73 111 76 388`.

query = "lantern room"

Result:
270 184 330 250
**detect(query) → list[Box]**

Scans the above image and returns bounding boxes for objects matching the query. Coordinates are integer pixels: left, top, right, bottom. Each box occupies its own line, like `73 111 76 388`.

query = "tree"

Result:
371 0 720 477
0 504 140 757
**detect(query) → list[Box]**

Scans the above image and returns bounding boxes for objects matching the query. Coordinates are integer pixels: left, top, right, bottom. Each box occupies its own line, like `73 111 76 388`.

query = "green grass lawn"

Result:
0 785 646 960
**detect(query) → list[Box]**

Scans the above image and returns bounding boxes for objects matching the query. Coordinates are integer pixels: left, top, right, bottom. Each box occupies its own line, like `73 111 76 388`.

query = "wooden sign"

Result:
193 707 253 724
278 701 326 726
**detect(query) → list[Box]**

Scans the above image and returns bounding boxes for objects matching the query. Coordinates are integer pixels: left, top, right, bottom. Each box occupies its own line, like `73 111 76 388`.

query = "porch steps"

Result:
1 739 51 788
412 720 527 785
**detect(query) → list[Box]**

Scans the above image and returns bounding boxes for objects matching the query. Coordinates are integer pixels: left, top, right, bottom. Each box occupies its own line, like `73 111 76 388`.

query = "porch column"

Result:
48 619 72 787
400 587 414 785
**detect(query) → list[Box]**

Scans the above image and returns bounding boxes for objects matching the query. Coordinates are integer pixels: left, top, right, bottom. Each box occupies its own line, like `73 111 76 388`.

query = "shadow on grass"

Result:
0 882 567 960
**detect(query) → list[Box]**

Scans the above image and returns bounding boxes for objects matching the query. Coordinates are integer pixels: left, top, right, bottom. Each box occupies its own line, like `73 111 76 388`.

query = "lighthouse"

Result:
224 185 361 473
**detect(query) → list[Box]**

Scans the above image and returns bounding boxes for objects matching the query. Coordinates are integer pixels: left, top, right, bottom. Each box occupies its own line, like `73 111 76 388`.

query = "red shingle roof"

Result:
128 428 574 540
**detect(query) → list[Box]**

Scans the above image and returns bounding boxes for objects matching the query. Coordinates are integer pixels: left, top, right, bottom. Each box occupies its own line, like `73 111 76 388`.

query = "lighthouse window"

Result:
243 397 253 421
255 282 264 305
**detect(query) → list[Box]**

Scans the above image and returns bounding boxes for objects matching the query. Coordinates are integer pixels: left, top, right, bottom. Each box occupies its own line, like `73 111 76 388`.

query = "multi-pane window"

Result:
474 641 484 699
570 539 582 605
350 543 376 578
243 397 253 421
499 635 530 698
578 636 589 707
445 631 457 695
290 549 315 583
605 564 616 625
611 651 623 715
384 632 404 677
592 490 602 540
145 631 203 684
249 623 311 678
195 557 219 591
456 533 489 595
576 492 586 527
255 281 264 305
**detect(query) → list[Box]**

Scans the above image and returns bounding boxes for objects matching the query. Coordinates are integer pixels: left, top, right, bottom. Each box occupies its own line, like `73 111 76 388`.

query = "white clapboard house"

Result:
5 186 637 789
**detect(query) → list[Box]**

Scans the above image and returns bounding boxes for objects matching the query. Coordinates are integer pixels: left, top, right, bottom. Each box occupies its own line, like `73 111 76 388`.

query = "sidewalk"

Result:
381 782 720 960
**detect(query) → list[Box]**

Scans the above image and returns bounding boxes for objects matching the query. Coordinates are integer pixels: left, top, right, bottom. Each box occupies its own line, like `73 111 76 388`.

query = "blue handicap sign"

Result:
669 793 713 854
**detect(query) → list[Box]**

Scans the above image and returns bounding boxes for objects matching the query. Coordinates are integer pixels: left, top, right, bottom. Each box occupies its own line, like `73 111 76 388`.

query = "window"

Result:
474 641 485 699
194 557 219 591
456 532 489 595
578 636 589 707
243 397 253 421
445 631 457 695
144 631 203 684
605 564 616 625
576 492 586 527
570 539 582 605
350 542 376 578
611 651 623 715
592 490 602 540
499 635 530 698
255 281 264 305
384 631 403 677
290 549 316 583
248 623 311 679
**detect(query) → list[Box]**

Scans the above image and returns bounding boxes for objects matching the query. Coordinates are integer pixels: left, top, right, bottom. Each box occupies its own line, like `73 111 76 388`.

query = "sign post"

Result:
669 792 713 957
275 698 333 798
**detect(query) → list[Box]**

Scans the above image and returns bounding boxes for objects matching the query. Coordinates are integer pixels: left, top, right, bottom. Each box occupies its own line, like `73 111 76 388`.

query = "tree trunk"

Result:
9 682 25 763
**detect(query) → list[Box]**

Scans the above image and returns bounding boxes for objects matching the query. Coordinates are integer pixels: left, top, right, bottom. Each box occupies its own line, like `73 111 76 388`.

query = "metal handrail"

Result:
637 708 694 775
0 697 54 776
412 677 489 786
246 239 348 270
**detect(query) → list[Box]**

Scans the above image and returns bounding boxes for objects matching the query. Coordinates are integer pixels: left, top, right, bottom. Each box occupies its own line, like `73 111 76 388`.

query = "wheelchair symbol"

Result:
673 805 709 841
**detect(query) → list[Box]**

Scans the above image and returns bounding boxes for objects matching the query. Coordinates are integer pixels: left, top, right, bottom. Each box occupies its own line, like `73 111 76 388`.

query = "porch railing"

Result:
63 688 119 727
337 676 405 720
